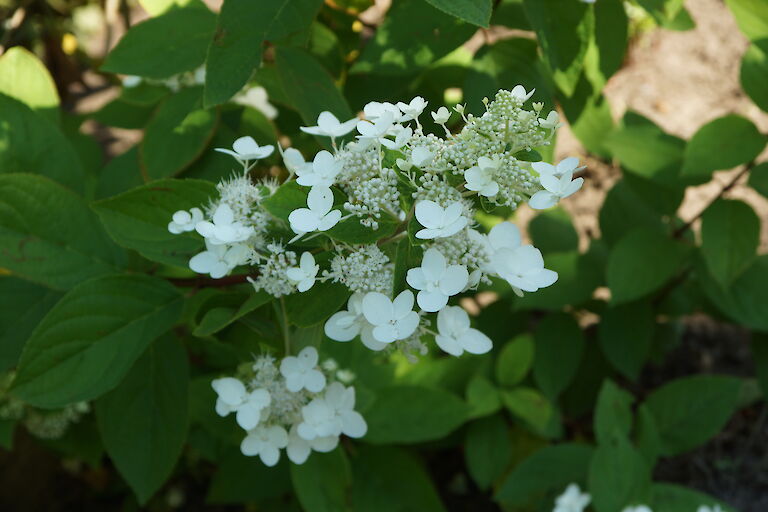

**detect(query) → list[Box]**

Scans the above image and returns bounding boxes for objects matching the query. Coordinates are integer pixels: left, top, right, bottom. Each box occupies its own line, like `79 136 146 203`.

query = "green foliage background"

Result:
0 0 767 510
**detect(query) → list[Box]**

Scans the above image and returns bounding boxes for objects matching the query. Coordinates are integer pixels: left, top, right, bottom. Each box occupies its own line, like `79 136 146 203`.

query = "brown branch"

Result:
672 159 756 239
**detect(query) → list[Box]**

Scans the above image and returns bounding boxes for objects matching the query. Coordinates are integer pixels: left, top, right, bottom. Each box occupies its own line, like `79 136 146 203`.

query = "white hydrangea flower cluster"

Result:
168 86 585 360
211 347 366 467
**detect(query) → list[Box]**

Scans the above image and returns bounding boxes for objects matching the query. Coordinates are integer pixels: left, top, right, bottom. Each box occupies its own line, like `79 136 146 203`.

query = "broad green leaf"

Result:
464 39 553 111
644 374 742 456
350 0 475 76
599 180 664 246
635 403 662 467
533 313 584 399
141 87 219 179
606 228 688 304
0 47 59 123
465 415 511 490
0 94 85 193
749 162 768 198
725 0 768 40
699 255 768 332
598 300 655 380
501 387 554 434
102 7 216 79
558 74 614 156
523 0 593 96
0 277 62 372
682 115 766 178
364 386 470 444
0 174 124 290
351 445 446 512
593 380 634 445
12 275 183 408
495 443 593 506
275 47 352 125
491 0 531 30
528 207 578 254
496 334 534 388
466 375 502 418
91 96 157 130
701 199 760 286
424 0 492 27
193 291 271 336
95 146 144 199
96 335 189 504
291 448 352 512
741 40 768 113
604 114 686 185
591 0 629 85
588 435 651 512
623 168 685 215
92 178 216 267
285 281 350 327
207 450 291 504
203 0 323 106
650 483 735 512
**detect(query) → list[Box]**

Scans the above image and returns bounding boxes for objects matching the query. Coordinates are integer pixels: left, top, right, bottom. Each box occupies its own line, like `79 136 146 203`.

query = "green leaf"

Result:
95 146 144 199
635 0 685 27
284 281 350 327
0 277 62 372
699 255 768 332
590 0 629 85
496 334 534 388
0 47 59 123
523 0 594 96
0 418 15 450
465 375 502 418
599 180 664 246
203 0 323 106
102 7 217 79
92 178 216 267
290 448 352 512
528 207 578 254
741 40 768 113
604 114 686 186
533 313 584 399
12 275 183 408
350 0 475 76
725 0 768 40
701 198 760 286
275 46 352 124
0 94 85 193
598 300 655 380
495 443 593 506
351 445 446 512
141 87 219 179
424 0 492 27
0 174 125 290
207 449 291 504
593 380 634 445
606 228 688 304
650 483 735 512
588 435 651 512
682 115 766 178
644 374 742 456
749 162 768 198
501 387 554 434
193 291 271 336
364 386 470 444
465 415 511 490
558 74 615 156
96 335 189 504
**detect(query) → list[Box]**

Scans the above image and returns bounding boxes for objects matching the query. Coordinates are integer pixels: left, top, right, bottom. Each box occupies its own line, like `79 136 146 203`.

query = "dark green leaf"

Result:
533 313 584 399
424 0 492 27
588 435 651 512
749 162 768 198
606 228 688 304
96 335 189 504
701 199 760 286
285 281 350 327
0 174 125 290
290 448 352 512
599 180 665 246
593 380 634 445
496 334 534 388
92 178 216 267
501 387 554 434
141 87 219 179
699 254 768 332
102 7 216 79
682 115 766 178
12 275 183 408
193 291 271 336
207 450 291 503
528 207 578 254
644 374 742 456
465 415 511 490
95 146 144 199
598 300 655 380
364 386 470 444
558 74 614 156
650 483 735 512
465 375 502 418
741 40 768 113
